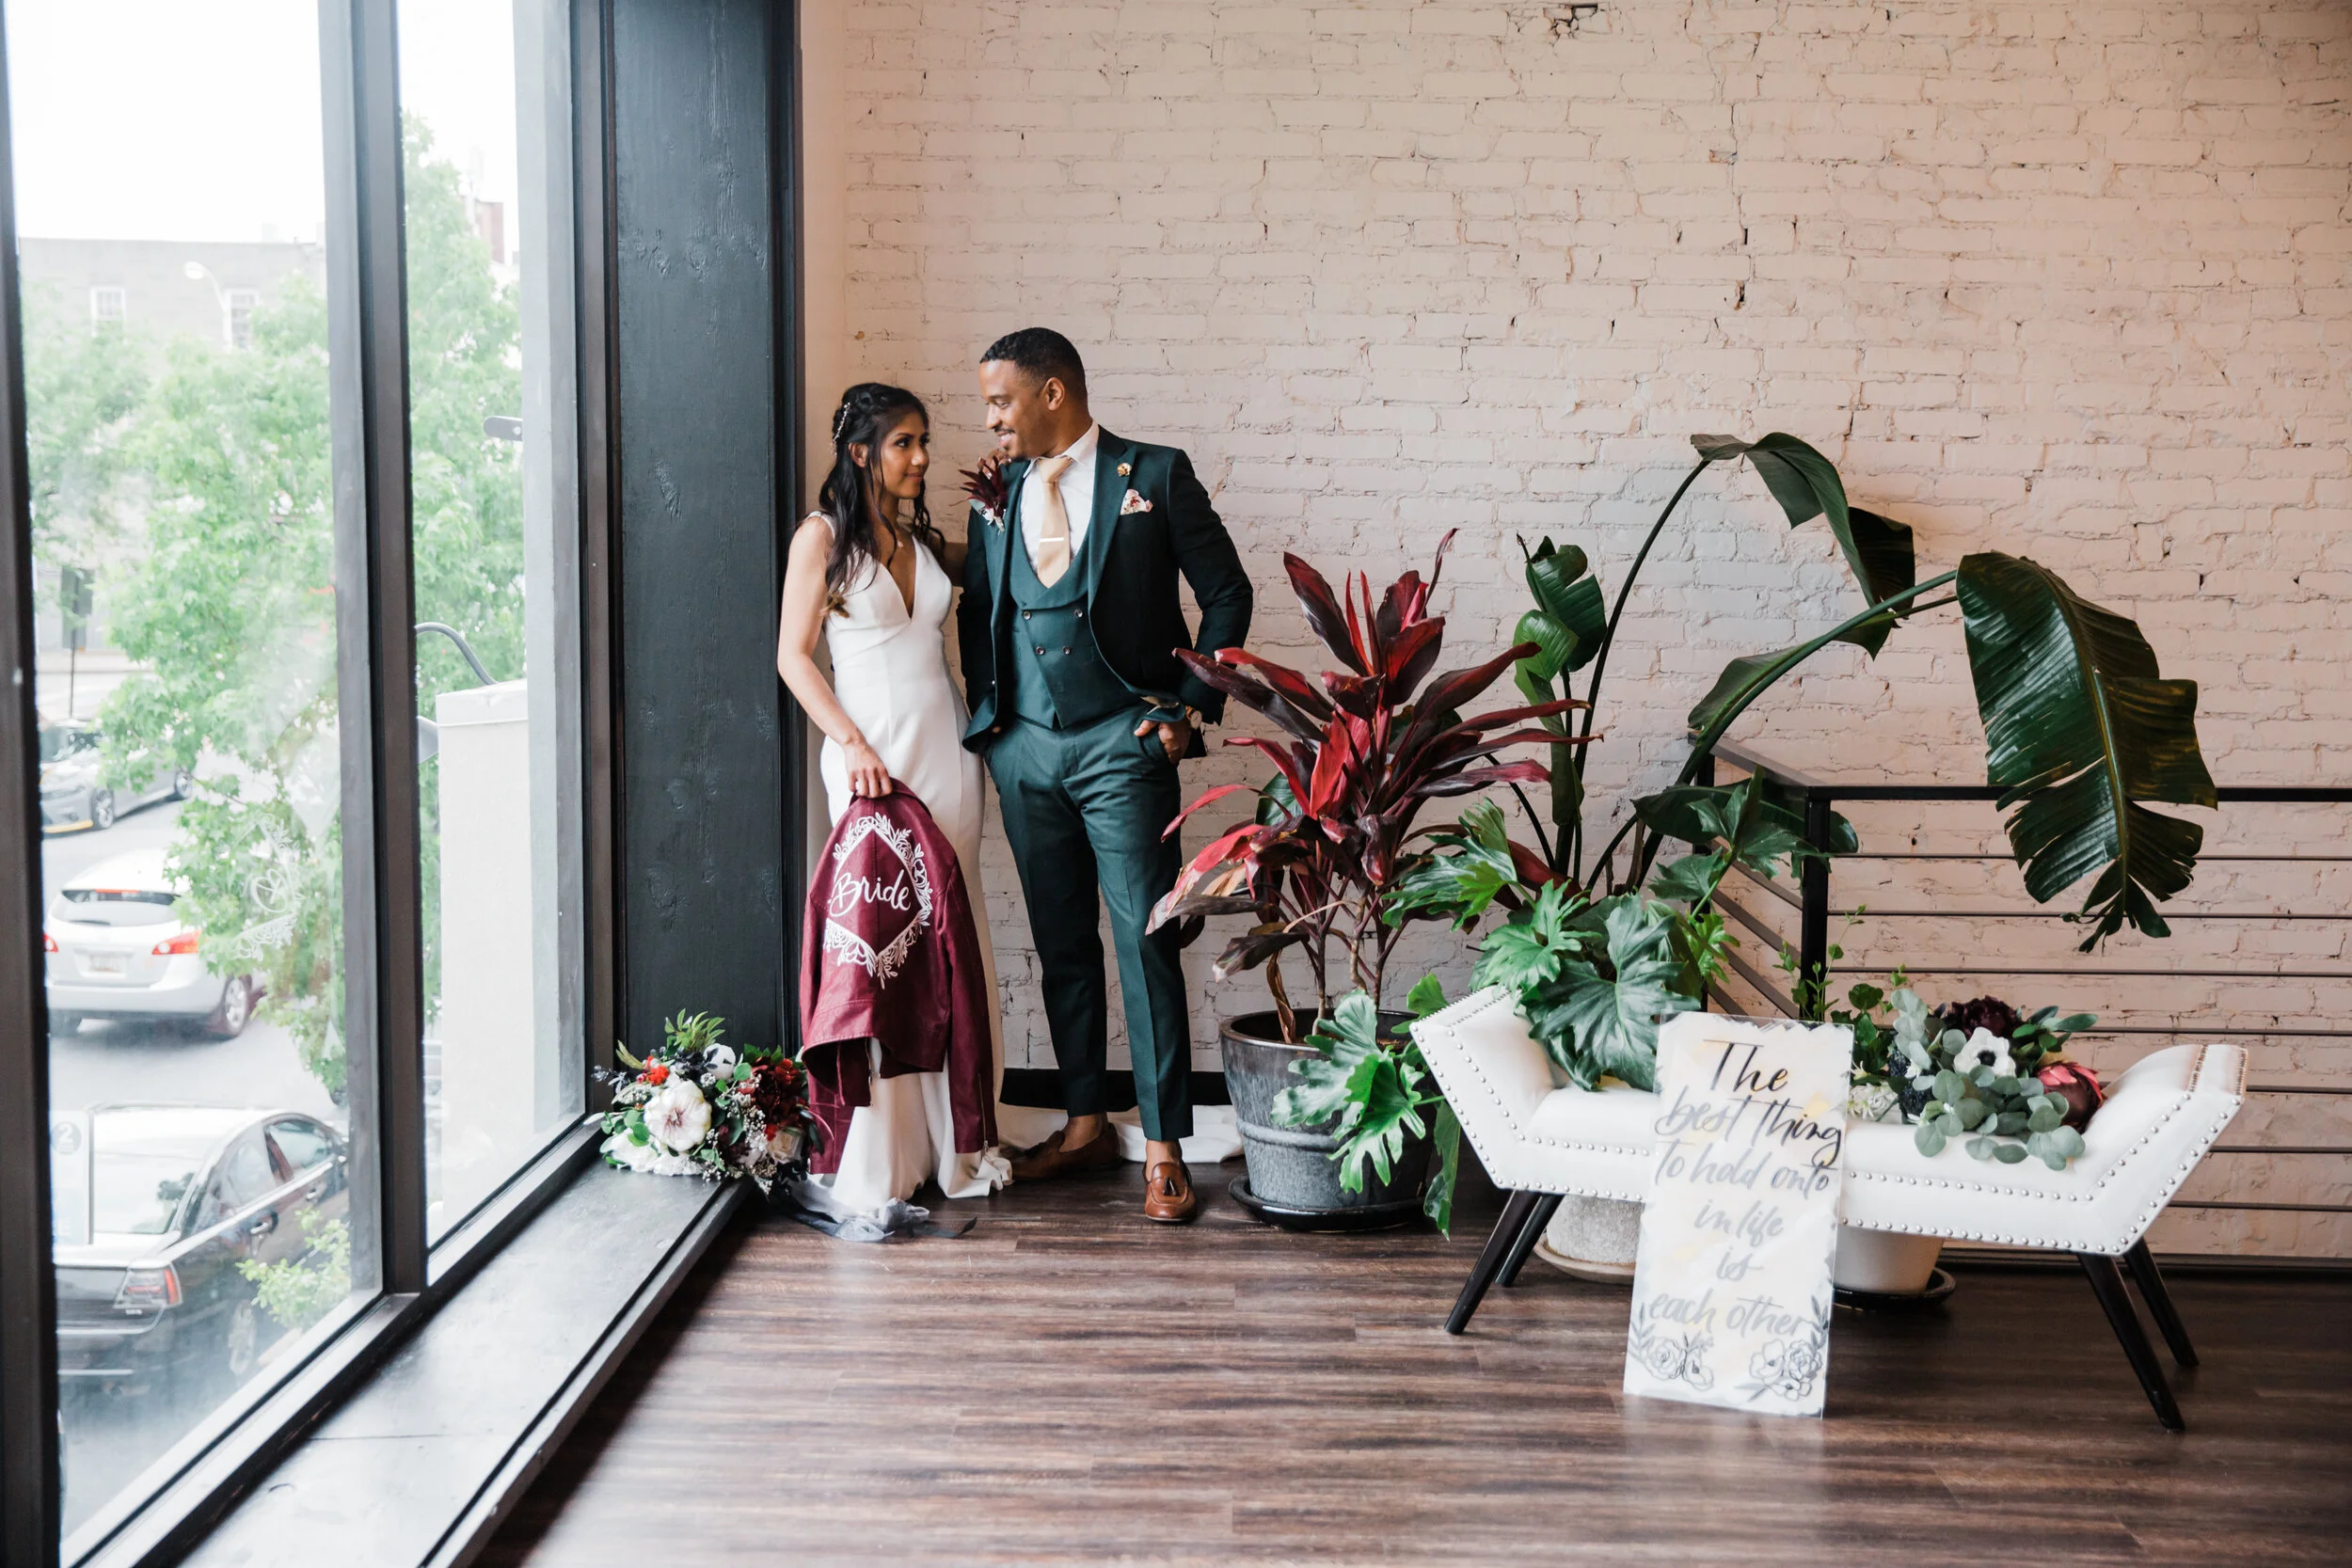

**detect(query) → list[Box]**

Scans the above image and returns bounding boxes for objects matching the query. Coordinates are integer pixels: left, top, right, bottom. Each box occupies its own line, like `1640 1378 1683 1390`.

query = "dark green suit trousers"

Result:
985 708 1192 1142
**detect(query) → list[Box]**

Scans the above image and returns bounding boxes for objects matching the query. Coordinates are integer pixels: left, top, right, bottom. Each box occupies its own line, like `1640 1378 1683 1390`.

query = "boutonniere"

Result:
1117 462 1132 478
1120 488 1152 515
959 463 1009 531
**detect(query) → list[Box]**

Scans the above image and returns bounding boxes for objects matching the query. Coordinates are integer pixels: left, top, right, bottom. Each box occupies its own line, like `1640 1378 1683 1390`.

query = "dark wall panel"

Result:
611 0 785 1053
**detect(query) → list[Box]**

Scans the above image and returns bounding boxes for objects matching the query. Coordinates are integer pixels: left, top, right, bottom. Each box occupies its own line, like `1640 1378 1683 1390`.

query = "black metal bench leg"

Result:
1498 1192 1565 1288
1447 1190 1539 1336
2078 1252 2185 1431
2123 1240 2199 1368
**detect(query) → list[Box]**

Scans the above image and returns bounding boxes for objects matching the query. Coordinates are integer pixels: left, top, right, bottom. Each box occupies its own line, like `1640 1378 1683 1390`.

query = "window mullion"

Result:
0 8 63 1559
321 0 428 1298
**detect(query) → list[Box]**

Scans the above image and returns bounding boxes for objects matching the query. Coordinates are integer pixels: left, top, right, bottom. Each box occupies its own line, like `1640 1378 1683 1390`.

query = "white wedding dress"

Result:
800 524 1052 1225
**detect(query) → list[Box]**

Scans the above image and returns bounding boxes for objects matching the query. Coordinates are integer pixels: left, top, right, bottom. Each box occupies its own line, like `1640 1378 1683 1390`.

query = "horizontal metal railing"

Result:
1695 738 2352 1243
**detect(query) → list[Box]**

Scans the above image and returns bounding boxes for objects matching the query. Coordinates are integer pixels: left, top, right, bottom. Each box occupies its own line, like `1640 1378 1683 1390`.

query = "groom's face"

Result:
979 359 1069 459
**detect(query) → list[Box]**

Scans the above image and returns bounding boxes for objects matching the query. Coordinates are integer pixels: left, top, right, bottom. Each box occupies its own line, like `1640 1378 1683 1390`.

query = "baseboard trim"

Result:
1000 1067 1232 1110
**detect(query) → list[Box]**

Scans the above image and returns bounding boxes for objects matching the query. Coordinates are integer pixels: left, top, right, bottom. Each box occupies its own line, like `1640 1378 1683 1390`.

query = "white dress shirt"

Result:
1019 421 1101 570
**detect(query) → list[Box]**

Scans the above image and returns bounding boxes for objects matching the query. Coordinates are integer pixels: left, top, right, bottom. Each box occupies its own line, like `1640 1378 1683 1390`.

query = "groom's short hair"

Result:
980 327 1087 399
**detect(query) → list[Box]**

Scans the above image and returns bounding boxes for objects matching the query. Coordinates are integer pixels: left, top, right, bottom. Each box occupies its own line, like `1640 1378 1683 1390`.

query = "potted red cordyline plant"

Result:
1147 533 1587 1226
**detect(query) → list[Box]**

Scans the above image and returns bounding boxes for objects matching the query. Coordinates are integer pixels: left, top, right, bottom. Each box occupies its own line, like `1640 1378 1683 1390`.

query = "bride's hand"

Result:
845 738 893 797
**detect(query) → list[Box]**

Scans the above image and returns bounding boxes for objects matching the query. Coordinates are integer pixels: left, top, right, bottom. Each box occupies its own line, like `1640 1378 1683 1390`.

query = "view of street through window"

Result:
16 0 570 1535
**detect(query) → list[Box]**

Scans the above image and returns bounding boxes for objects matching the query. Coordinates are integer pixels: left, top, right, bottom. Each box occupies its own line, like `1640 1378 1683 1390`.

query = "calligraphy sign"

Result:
1623 1013 1853 1418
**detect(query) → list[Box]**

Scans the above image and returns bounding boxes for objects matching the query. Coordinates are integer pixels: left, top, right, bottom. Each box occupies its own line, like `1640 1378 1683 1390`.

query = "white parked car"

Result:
44 851 258 1037
40 720 189 833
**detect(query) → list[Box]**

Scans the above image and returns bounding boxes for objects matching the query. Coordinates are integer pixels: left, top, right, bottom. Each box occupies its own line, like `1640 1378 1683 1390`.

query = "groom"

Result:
960 327 1252 1224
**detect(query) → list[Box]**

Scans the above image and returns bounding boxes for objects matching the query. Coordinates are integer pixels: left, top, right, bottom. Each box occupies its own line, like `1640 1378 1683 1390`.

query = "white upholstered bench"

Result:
1414 986 2248 1430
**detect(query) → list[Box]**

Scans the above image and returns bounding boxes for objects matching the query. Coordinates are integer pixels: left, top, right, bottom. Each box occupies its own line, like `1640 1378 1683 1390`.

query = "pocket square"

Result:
1120 488 1153 515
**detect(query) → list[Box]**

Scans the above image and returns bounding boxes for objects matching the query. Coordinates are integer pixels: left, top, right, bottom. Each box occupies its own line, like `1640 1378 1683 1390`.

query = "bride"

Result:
775 383 1042 1223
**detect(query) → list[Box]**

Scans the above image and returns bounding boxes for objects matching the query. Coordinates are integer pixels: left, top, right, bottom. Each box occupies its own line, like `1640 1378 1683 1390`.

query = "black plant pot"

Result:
1220 1010 1431 1231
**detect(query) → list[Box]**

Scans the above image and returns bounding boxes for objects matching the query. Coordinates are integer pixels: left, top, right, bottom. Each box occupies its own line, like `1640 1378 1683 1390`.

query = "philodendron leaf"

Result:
1386 834 1516 928
1271 990 1385 1132
1406 973 1449 1019
1422 1101 1462 1235
1474 882 1589 990
1272 990 1432 1194
1957 551 2215 949
1634 775 1831 884
1525 895 1695 1092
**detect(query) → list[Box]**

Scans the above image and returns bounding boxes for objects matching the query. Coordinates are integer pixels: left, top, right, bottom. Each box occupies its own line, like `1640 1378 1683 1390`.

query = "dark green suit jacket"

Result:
959 430 1251 757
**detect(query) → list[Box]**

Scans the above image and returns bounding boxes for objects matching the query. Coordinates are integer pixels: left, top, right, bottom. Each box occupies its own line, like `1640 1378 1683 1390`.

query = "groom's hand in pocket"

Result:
1136 713 1193 762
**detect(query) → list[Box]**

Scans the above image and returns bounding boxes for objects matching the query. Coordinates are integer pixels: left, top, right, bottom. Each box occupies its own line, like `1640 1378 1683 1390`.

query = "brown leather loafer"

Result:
1143 1160 1197 1224
1008 1123 1123 1182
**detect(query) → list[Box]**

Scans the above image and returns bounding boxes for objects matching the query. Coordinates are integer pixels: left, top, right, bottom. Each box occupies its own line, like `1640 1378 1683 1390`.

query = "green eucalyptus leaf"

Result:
1915 1122 1947 1158
1965 1135 1995 1161
1935 1069 1969 1104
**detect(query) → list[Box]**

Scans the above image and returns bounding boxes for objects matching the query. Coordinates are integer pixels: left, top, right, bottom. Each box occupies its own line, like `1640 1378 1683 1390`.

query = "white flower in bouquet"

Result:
1847 1083 1900 1124
602 1132 660 1172
1953 1027 2017 1079
644 1075 714 1153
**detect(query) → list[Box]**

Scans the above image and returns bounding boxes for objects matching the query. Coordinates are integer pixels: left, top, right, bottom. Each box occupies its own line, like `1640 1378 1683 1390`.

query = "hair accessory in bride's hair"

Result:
831 401 852 443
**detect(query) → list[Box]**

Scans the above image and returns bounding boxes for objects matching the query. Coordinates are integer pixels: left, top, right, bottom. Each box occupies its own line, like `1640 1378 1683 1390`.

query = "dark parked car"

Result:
53 1105 348 1393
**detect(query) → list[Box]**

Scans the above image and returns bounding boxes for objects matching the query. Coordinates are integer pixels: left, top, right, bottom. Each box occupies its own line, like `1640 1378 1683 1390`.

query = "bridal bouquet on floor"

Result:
597 1010 816 1189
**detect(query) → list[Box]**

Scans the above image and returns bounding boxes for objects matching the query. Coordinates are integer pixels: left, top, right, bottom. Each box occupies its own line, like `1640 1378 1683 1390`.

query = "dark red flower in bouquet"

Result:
1934 995 2021 1045
2037 1061 2105 1131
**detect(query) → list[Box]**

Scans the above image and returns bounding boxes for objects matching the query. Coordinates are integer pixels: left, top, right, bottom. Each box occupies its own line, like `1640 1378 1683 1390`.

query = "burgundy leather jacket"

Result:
799 788 995 1171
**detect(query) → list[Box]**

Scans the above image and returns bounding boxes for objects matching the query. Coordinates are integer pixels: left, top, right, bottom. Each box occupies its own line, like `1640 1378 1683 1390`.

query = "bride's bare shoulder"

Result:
790 512 833 559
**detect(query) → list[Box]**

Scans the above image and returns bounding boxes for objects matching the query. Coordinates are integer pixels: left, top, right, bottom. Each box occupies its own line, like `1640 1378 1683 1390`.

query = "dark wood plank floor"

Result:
485 1164 2352 1566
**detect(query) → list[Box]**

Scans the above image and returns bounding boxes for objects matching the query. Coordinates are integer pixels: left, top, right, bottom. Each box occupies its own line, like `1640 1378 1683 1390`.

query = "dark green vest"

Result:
1007 522 1127 728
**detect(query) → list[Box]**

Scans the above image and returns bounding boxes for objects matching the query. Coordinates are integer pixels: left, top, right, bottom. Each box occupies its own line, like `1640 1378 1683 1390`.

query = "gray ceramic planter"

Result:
1221 1009 1431 1230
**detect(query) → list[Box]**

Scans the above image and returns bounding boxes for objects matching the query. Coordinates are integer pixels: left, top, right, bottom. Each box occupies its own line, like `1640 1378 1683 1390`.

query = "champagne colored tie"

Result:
1030 455 1075 587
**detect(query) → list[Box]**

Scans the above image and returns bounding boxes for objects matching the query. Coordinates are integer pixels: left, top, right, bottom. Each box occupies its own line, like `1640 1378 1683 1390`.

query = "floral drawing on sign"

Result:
822 809 934 985
1627 1322 1717 1393
1740 1303 1830 1405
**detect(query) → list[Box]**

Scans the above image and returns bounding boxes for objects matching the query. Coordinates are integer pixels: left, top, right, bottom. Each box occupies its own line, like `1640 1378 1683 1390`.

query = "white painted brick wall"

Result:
813 0 2352 1254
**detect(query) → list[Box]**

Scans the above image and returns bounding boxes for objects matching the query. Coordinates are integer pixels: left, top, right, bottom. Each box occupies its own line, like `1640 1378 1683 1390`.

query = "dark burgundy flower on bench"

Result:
2036 1060 2105 1132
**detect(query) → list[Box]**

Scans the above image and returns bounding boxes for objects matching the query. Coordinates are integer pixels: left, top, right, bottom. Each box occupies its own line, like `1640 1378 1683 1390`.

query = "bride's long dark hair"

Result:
816 383 944 611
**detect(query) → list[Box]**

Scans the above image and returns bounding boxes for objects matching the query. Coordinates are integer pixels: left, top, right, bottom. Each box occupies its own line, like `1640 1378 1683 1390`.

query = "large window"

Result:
9 0 351 1536
2 0 588 1552
398 0 584 1240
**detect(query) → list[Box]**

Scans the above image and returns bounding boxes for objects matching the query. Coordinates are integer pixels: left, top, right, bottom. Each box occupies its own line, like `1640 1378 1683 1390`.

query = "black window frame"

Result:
0 0 628 1562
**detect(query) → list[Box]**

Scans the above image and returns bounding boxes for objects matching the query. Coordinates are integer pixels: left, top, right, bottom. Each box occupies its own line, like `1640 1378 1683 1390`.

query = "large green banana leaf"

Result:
1957 552 2216 949
1692 432 1917 608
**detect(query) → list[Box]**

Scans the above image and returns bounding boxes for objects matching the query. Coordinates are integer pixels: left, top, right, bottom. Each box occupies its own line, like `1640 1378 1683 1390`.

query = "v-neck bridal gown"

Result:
803 525 1047 1222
